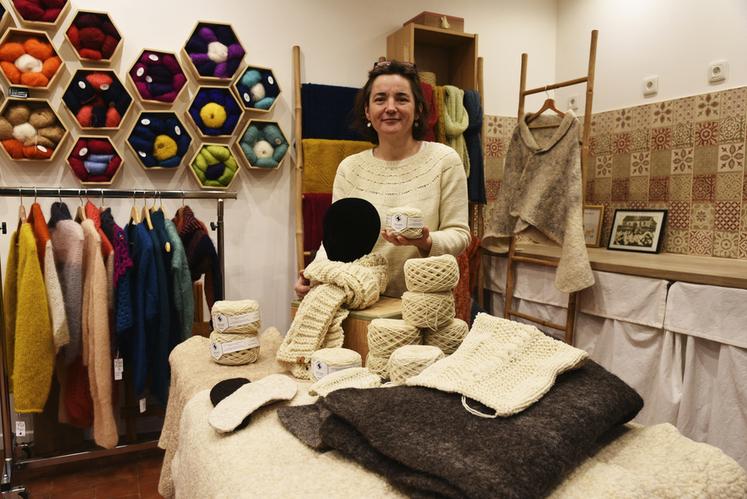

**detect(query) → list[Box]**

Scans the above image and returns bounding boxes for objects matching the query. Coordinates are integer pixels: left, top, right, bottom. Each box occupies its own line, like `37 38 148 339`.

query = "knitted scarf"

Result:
420 82 438 142
435 86 447 144
443 85 470 175
277 254 388 379
463 89 486 204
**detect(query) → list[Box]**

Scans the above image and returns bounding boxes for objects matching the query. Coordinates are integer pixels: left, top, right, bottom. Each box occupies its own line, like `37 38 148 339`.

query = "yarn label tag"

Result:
311 360 358 381
211 337 260 360
9 87 28 99
139 398 147 414
114 358 124 380
387 214 424 232
15 421 25 437
213 310 260 332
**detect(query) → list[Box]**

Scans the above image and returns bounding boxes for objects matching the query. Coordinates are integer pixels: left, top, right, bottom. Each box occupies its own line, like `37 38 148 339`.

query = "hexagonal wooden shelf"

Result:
127 111 193 171
0 3 14 34
9 0 69 30
127 48 189 106
0 28 64 91
0 97 68 162
61 69 133 131
188 143 240 190
233 119 289 170
181 21 245 84
232 65 280 114
66 135 124 185
63 10 123 64
185 86 242 140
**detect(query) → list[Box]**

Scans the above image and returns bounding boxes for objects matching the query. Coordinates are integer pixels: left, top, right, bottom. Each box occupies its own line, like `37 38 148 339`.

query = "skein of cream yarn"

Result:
385 206 424 239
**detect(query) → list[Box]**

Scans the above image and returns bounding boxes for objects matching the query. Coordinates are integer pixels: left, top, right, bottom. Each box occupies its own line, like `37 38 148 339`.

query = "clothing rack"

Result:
503 30 598 345
0 187 237 496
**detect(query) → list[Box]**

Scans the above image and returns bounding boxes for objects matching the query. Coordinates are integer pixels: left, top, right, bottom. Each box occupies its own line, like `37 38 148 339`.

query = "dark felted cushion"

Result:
209 379 252 431
322 198 380 263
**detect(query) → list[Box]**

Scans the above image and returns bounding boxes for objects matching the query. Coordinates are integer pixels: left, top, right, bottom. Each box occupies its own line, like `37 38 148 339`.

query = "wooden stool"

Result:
290 296 402 363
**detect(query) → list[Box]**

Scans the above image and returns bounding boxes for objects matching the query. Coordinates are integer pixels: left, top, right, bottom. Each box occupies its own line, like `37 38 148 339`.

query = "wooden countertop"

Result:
291 296 402 320
502 242 747 289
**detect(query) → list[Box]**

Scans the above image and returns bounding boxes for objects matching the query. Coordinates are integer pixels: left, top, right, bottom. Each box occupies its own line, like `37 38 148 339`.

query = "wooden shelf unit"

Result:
386 23 478 90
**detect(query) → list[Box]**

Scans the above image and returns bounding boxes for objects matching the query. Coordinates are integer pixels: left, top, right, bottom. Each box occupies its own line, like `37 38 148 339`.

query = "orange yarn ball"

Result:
41 56 61 79
20 72 49 87
2 139 25 159
0 43 25 62
0 61 21 84
23 39 54 61
23 144 54 160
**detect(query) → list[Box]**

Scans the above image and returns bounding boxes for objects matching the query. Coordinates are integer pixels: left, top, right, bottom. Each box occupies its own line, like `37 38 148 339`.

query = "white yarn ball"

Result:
206 41 228 63
14 54 42 73
12 122 37 143
253 140 274 159
250 82 266 101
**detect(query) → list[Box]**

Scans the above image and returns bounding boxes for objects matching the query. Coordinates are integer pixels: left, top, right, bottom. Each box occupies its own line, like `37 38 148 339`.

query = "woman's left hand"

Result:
381 226 432 254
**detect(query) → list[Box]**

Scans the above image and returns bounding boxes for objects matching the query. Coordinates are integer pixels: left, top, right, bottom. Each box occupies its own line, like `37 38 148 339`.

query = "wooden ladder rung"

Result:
511 254 559 267
507 309 567 331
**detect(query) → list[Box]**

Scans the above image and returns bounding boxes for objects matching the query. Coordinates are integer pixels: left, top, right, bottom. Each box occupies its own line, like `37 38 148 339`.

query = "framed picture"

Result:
608 209 667 253
583 205 604 247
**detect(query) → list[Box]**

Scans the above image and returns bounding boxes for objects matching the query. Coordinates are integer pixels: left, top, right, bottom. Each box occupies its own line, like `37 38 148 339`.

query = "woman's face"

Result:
365 74 416 141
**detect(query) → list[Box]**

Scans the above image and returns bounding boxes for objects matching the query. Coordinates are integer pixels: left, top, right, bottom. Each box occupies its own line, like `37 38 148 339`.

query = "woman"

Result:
296 60 470 297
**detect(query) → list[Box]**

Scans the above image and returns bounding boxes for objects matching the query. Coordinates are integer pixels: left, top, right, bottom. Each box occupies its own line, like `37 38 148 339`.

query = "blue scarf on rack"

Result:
464 90 486 204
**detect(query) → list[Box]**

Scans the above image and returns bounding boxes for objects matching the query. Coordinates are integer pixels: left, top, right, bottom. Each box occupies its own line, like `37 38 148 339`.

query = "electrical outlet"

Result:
568 95 579 111
708 60 728 83
642 75 658 97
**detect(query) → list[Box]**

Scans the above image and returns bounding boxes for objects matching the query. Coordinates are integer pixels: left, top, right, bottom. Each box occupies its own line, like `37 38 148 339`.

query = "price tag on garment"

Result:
212 310 261 333
114 358 124 381
139 398 147 414
15 421 25 437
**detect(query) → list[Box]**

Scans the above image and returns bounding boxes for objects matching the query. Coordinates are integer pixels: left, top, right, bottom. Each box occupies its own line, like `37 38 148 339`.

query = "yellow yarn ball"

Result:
199 102 227 129
153 134 178 161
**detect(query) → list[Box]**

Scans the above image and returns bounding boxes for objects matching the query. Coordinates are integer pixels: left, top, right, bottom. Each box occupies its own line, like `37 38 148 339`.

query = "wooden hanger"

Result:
527 87 565 128
17 189 26 227
141 192 153 231
130 192 141 224
75 190 87 222
150 191 171 252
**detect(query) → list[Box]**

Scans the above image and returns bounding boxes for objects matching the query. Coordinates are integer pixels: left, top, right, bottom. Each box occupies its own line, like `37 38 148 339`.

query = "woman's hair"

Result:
351 60 428 143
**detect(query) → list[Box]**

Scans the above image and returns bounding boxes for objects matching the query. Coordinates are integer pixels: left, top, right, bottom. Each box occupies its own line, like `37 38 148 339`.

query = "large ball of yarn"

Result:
404 254 460 292
386 345 444 385
185 23 245 79
401 291 455 330
253 139 273 159
14 54 42 73
199 102 227 129
12 122 36 142
153 134 177 161
206 41 228 63
188 87 240 136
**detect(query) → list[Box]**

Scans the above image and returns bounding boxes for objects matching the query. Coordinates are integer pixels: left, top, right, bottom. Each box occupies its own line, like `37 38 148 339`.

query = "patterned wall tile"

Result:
713 231 739 258
674 96 695 123
651 150 672 176
630 128 650 152
612 154 631 178
740 233 747 259
595 154 612 178
631 104 652 129
693 121 719 146
742 204 747 230
715 201 740 231
695 93 720 120
669 201 691 230
672 122 693 147
689 230 714 256
722 87 746 116
651 101 674 126
593 177 612 203
611 179 629 201
670 174 693 201
649 176 669 201
716 172 743 201
693 146 718 175
650 127 672 151
691 203 714 230
613 108 634 131
629 176 649 201
692 175 716 201
631 152 650 176
485 136 505 159
665 229 689 254
719 115 745 144
611 133 632 154
717 143 744 172
628 200 647 209
671 147 694 174
591 111 615 134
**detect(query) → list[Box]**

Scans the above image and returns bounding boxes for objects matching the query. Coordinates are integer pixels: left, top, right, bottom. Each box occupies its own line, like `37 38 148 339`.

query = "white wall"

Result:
0 0 557 333
555 0 747 113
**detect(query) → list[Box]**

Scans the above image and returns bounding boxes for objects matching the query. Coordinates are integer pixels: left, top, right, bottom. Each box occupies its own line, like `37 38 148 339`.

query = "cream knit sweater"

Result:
315 141 470 297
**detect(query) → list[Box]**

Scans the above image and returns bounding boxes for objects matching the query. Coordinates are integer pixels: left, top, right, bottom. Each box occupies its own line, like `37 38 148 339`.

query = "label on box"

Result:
210 337 259 360
15 421 25 437
9 87 28 99
114 358 124 380
387 214 424 232
139 398 147 413
213 310 260 332
311 360 359 381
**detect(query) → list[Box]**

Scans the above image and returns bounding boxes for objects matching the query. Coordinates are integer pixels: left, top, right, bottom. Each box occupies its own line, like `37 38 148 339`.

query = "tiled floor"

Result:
15 449 163 498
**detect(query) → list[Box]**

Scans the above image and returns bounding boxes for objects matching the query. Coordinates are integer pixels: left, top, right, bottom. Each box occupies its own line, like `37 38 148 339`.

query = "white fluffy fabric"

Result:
206 41 228 63
14 54 42 73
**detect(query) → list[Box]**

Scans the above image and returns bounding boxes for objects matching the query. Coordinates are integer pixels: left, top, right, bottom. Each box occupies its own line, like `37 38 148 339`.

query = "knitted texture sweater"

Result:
150 210 175 404
443 85 470 176
81 220 117 448
277 254 387 379
316 141 470 297
165 219 195 342
101 208 134 347
484 111 594 293
48 203 85 365
4 224 55 413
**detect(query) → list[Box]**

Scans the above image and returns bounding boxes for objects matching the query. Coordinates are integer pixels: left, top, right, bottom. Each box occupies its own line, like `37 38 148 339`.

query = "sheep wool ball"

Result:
153 134 178 161
206 41 228 63
12 122 37 143
250 82 265 101
253 139 273 159
14 54 43 73
199 102 227 129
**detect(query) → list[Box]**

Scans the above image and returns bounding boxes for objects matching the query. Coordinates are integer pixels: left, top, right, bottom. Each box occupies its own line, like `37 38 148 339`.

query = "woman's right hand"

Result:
294 271 311 299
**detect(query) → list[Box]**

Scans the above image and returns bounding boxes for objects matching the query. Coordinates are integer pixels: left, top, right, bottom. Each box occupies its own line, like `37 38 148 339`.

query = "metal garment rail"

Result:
0 187 237 495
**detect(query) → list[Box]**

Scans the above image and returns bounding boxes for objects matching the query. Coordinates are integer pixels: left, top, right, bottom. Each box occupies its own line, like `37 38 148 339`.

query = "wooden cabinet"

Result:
386 23 478 91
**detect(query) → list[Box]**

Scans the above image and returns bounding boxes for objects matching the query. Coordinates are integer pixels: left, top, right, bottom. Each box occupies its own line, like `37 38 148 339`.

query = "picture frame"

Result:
607 209 667 253
583 205 604 247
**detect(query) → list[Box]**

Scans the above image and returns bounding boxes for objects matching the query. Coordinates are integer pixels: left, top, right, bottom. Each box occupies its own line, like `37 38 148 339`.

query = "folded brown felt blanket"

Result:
279 360 643 499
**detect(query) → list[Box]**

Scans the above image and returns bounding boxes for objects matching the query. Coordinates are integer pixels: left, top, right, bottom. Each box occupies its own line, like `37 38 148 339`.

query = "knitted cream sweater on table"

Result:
315 141 470 297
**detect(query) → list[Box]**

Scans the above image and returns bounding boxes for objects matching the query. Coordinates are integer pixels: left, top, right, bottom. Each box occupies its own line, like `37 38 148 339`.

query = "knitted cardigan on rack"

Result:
484 111 594 293
173 206 223 310
3 224 54 413
101 208 134 347
277 254 388 379
85 202 115 311
48 202 84 365
165 219 195 342
443 85 470 176
150 211 175 404
81 219 117 449
29 202 69 351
